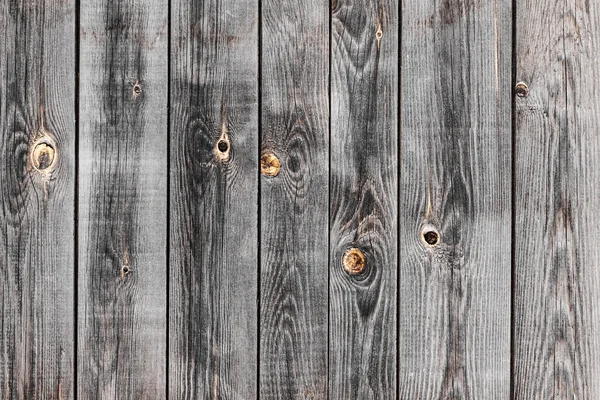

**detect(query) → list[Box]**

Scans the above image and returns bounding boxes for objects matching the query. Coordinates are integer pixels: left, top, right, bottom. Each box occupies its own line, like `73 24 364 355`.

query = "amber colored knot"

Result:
342 248 366 275
32 142 56 171
260 153 280 177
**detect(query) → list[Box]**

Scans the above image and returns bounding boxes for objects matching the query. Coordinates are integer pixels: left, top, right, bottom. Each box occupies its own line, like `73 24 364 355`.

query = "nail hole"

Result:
217 140 228 153
32 142 56 171
515 82 529 98
133 84 141 95
342 248 366 275
121 265 130 276
261 153 281 177
423 230 440 246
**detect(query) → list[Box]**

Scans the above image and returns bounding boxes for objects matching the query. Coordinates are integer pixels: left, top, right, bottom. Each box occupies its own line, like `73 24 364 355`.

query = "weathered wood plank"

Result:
0 0 75 398
329 0 398 398
169 0 259 397
259 0 329 398
399 0 512 398
78 0 167 397
514 0 600 397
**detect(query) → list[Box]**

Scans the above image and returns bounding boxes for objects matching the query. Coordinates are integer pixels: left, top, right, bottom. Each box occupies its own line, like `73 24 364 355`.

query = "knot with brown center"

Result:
342 248 366 275
32 142 56 171
261 153 280 177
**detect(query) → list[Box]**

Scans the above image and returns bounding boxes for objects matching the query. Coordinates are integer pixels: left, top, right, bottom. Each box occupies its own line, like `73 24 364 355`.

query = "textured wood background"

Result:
1 0 599 399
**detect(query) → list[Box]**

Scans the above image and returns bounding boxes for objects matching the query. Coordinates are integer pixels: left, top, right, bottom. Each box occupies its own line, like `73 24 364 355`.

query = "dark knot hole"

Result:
217 140 229 153
423 231 440 246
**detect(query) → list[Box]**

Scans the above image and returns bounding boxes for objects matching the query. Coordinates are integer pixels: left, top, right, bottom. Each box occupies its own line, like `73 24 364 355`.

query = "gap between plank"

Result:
74 0 81 397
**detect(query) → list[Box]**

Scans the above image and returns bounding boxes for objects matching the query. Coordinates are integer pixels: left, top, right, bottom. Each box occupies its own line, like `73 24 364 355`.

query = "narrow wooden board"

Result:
259 0 329 397
0 1 75 398
78 0 167 397
329 0 398 398
399 0 512 398
168 0 259 397
514 0 600 397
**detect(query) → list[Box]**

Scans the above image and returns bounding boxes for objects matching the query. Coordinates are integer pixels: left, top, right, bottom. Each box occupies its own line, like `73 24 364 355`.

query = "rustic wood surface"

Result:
78 0 167 398
169 0 259 398
4 1 600 398
399 0 512 398
514 0 600 398
329 0 398 398
0 0 76 398
259 0 329 398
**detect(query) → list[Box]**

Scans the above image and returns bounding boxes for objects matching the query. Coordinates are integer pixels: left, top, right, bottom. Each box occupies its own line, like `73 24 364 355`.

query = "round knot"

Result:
422 229 440 247
32 142 56 171
515 82 529 98
261 153 280 177
342 248 366 275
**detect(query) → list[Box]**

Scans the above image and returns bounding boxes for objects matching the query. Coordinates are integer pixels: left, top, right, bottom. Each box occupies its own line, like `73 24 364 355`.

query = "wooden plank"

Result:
78 0 167 397
0 0 75 398
259 0 329 398
329 0 398 398
514 0 600 397
168 0 259 397
399 0 512 398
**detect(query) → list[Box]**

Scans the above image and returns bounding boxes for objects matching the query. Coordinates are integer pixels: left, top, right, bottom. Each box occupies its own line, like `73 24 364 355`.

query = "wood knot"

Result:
376 23 383 47
121 264 131 277
422 228 440 247
132 83 142 98
217 140 228 152
31 140 56 172
342 248 366 275
515 82 529 98
260 153 280 177
214 122 231 162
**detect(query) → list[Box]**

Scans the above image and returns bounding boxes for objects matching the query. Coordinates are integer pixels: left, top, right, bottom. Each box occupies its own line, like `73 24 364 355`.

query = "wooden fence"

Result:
0 0 597 398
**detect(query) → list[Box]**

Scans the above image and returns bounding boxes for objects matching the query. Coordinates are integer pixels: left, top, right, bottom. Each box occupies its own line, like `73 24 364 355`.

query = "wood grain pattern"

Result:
169 0 259 398
0 0 75 398
259 0 329 398
514 0 600 397
399 0 512 398
329 0 398 398
78 0 167 397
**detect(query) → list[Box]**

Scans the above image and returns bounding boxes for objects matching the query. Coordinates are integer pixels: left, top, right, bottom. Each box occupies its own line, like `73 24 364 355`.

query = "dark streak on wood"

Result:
260 0 329 397
78 0 167 397
0 0 75 398
169 0 258 398
330 0 398 398
400 0 511 398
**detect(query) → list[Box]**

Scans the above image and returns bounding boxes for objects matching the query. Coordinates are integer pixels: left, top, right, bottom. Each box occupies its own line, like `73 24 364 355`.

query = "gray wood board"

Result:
168 0 259 398
399 0 512 398
78 0 168 397
513 0 600 397
259 0 329 398
329 0 398 398
0 0 75 398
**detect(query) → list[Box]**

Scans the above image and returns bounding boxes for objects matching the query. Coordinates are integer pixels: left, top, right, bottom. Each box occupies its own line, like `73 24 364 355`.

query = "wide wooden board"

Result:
259 0 329 397
78 0 168 397
400 0 512 397
514 0 600 397
0 1 75 398
329 0 398 398
169 0 259 398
